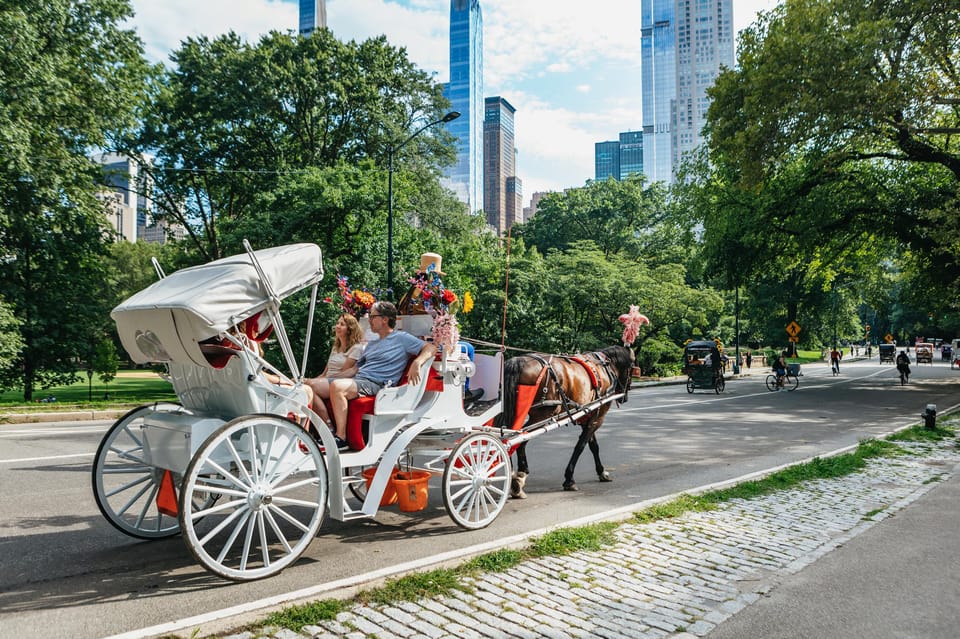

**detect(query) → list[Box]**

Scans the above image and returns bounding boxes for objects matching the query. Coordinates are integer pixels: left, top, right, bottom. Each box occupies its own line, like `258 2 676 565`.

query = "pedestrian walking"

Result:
745 351 752 369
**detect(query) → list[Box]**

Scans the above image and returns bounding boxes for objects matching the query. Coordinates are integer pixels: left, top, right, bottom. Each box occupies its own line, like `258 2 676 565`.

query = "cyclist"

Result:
830 346 841 375
773 351 788 390
896 350 911 385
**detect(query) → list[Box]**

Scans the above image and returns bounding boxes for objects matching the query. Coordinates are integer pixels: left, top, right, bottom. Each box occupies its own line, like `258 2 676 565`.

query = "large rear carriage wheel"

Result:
442 433 510 530
686 377 694 394
179 415 327 581
92 403 186 539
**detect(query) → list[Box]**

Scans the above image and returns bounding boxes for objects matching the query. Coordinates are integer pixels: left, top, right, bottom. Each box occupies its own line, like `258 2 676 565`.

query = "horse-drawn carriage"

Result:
915 342 934 364
93 242 636 581
682 340 725 394
879 343 896 363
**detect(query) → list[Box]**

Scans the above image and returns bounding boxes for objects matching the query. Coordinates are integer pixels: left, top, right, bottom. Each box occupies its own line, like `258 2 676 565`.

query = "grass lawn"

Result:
0 370 176 409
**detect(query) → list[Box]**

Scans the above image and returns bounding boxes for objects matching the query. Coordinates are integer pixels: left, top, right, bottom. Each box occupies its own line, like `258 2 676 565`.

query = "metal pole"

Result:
734 287 741 374
387 144 395 298
385 111 459 296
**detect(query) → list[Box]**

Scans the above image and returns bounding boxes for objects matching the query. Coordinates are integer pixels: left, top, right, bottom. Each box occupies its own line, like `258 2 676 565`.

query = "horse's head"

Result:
601 345 635 405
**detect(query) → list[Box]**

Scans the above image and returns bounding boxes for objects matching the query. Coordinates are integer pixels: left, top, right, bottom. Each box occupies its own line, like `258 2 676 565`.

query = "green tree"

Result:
0 298 23 374
0 0 149 399
125 30 454 265
92 337 119 398
703 0 960 287
517 175 675 260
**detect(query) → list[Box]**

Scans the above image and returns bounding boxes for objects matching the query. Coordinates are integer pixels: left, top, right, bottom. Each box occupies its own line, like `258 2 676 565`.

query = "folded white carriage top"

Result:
112 243 323 367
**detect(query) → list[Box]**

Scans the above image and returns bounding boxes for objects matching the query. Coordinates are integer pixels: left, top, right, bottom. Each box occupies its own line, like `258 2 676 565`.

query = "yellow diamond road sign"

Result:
786 321 801 337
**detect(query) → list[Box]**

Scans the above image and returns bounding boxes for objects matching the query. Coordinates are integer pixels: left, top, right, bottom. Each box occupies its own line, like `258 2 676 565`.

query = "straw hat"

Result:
418 252 445 276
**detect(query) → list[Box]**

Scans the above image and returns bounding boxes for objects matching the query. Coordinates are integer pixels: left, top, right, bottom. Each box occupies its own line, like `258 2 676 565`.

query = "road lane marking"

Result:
0 452 93 464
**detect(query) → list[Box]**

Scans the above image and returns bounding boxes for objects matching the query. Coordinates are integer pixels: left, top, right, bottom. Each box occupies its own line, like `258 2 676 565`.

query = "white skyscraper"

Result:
641 0 734 184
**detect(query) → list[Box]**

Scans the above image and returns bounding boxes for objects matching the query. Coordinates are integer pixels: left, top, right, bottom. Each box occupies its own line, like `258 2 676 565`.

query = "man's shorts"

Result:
354 377 384 397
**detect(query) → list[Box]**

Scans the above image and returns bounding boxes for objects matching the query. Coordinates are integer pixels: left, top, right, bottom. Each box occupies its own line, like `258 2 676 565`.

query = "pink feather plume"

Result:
619 305 650 346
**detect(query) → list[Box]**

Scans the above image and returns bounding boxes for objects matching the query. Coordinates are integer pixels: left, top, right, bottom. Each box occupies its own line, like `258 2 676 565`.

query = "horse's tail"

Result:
498 355 524 430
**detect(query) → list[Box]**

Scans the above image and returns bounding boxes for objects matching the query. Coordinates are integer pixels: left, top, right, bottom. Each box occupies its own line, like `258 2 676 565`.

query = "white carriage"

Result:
91 242 509 581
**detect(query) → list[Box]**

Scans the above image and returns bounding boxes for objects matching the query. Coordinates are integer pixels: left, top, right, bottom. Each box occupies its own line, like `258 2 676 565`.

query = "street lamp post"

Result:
387 110 460 296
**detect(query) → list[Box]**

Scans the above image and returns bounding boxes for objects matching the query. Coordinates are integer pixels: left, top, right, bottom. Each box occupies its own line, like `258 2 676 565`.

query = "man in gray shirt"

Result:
328 301 436 450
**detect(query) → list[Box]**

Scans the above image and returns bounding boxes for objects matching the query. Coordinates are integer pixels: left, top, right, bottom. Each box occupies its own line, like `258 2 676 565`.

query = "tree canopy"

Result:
0 0 149 398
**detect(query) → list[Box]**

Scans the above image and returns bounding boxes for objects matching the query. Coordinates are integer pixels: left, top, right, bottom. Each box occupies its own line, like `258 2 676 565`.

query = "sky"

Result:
128 0 781 204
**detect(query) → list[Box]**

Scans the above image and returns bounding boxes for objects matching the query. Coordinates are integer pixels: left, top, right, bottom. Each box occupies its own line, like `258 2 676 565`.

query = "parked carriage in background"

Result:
682 340 725 394
915 342 934 364
879 343 896 363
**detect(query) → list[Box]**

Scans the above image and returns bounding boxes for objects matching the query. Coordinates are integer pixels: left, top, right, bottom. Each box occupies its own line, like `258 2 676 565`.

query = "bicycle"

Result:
765 371 799 392
831 360 839 376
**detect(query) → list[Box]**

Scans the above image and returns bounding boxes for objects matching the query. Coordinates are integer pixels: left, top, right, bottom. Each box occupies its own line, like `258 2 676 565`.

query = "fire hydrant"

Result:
922 404 937 430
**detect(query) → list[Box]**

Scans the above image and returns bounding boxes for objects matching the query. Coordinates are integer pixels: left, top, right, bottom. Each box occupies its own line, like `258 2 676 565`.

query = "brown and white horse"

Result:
499 345 635 496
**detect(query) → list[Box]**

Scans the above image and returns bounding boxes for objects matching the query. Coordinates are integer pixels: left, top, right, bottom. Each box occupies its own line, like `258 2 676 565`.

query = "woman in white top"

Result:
306 314 365 427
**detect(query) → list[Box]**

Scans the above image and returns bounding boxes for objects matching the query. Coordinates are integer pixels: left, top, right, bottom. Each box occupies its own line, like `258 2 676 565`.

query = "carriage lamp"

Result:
922 404 937 430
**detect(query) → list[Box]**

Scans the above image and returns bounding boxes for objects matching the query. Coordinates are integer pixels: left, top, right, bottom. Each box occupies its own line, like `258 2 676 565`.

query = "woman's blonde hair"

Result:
334 314 364 352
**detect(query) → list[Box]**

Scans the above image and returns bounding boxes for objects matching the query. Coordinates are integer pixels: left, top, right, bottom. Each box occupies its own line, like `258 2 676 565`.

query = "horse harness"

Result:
527 351 625 426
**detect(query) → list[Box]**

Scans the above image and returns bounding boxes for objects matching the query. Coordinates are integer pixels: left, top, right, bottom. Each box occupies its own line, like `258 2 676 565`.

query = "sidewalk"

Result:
208 433 959 639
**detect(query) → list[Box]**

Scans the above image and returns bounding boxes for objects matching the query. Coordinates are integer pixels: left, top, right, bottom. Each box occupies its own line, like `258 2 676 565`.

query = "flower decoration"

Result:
462 291 474 314
406 270 459 315
618 305 651 346
326 275 378 319
431 311 460 351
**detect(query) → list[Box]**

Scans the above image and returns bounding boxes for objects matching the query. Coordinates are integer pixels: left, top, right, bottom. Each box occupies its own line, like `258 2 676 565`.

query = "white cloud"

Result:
131 0 297 63
128 0 781 199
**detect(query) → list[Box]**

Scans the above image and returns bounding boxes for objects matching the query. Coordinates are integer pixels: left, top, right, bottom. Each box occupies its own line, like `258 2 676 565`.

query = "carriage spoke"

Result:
263 507 294 554
203 505 249 549
114 477 153 516
133 483 160 529
105 471 152 500
213 509 252 564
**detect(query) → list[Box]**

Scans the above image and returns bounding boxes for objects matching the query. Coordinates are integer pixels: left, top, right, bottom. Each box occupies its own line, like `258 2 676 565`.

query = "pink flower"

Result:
431 311 460 351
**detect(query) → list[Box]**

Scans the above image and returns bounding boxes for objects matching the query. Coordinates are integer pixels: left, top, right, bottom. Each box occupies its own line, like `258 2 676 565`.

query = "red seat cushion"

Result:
333 357 444 451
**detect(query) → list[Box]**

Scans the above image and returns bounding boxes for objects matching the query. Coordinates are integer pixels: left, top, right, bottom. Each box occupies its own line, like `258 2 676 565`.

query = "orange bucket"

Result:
361 467 398 506
394 470 431 512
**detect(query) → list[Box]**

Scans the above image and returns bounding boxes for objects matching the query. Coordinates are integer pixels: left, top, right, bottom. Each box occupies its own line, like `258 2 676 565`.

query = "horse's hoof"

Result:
510 471 528 499
598 471 613 483
563 482 578 491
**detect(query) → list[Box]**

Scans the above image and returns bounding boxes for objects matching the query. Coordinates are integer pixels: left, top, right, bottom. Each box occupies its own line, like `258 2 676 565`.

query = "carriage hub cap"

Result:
247 487 273 510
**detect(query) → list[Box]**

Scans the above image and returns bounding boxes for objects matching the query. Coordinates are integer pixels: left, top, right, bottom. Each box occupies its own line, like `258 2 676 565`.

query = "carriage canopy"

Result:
682 340 721 373
112 243 323 367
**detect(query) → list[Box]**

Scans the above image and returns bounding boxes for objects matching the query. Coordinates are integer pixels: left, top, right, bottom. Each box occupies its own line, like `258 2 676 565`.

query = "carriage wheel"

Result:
92 403 188 539
442 433 511 530
715 376 725 394
765 374 778 392
179 415 327 581
686 378 694 394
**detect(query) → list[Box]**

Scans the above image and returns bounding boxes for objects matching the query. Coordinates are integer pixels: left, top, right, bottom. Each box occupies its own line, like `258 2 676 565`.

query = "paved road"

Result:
213 433 960 639
1 358 957 638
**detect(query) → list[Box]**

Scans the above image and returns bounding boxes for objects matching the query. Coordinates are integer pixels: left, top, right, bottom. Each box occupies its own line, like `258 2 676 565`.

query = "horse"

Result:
499 345 635 497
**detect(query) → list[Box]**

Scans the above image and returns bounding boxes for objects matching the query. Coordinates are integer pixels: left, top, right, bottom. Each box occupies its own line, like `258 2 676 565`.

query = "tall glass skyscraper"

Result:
444 0 483 213
483 96 521 235
641 0 733 184
299 0 326 36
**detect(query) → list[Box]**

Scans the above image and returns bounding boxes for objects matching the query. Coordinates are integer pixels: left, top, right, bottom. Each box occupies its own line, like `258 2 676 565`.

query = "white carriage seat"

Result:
168 353 307 420
373 358 434 416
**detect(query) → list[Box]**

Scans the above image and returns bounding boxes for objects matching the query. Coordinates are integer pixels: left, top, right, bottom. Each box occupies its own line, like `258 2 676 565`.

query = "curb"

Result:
0 409 128 424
